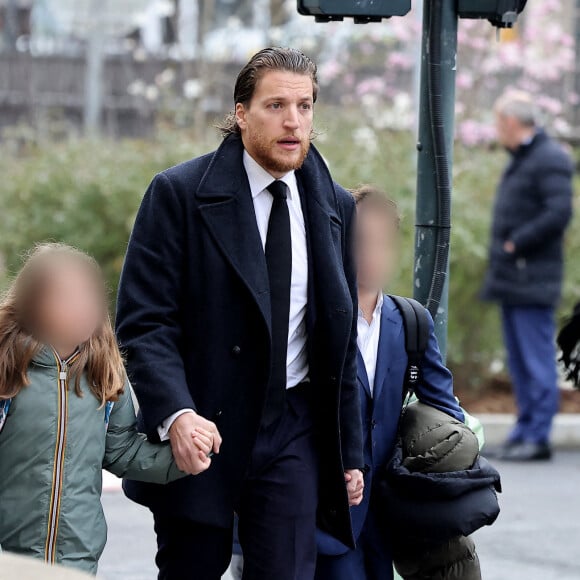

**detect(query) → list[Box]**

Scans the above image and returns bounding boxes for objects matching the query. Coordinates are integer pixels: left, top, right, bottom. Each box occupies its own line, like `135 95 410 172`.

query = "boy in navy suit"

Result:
315 185 464 580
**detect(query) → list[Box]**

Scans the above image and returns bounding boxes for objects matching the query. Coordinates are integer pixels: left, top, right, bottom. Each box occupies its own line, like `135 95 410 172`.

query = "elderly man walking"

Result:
482 92 573 461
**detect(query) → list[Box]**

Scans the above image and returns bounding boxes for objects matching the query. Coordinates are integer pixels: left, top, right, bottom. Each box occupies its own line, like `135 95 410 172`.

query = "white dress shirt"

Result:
357 293 384 397
158 150 310 440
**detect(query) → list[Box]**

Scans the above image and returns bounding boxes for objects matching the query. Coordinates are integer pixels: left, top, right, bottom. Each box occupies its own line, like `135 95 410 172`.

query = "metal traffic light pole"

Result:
414 0 458 359
297 1 527 360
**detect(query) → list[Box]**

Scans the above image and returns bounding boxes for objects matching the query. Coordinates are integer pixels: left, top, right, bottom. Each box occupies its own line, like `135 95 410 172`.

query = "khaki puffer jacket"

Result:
390 402 493 580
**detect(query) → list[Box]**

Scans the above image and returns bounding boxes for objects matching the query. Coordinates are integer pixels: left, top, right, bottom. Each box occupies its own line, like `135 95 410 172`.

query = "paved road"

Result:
99 452 580 580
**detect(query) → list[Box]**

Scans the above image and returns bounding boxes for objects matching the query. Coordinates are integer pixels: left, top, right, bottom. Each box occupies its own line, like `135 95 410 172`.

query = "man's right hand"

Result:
169 411 222 475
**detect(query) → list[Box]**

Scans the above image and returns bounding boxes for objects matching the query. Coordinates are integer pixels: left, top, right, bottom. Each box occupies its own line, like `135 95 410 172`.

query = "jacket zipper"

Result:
45 350 79 564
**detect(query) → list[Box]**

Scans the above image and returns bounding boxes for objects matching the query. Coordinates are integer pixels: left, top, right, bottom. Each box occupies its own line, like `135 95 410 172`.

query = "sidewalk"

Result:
101 452 580 580
0 553 92 579
479 413 580 448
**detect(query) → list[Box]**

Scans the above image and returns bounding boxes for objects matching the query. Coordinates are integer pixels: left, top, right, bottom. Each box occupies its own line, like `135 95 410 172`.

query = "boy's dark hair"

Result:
351 184 401 229
218 47 319 137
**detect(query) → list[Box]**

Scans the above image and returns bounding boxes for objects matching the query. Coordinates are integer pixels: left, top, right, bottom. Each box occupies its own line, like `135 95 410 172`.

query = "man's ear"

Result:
235 103 247 131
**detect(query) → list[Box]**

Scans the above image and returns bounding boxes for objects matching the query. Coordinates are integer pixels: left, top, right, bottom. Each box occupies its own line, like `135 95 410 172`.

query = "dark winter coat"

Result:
116 135 363 548
482 129 573 306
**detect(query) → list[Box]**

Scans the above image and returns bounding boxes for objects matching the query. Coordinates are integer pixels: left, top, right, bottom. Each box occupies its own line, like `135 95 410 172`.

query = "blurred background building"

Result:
0 0 293 136
0 0 579 139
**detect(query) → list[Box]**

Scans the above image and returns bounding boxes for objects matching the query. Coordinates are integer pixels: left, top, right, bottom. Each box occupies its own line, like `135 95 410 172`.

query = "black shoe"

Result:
483 440 520 459
501 442 552 462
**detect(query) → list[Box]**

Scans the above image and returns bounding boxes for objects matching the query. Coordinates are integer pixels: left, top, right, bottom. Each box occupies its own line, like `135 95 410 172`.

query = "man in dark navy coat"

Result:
116 47 365 580
482 91 573 461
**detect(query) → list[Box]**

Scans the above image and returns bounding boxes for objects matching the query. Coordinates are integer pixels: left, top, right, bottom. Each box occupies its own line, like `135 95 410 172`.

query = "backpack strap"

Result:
0 398 12 435
388 296 431 402
104 401 114 430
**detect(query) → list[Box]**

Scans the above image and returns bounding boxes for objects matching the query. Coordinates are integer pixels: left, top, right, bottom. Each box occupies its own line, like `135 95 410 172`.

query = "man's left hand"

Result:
344 469 364 506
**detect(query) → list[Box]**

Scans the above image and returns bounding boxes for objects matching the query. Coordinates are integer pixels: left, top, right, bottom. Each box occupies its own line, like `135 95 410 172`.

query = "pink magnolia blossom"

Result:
309 0 575 145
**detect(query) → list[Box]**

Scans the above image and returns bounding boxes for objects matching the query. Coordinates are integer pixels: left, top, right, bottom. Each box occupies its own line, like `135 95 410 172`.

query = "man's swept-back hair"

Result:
494 90 538 128
218 46 318 137
351 184 402 229
0 243 125 404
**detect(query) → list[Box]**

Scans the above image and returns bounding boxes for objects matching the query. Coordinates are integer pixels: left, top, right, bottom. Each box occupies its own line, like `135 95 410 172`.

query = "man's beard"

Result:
247 131 310 175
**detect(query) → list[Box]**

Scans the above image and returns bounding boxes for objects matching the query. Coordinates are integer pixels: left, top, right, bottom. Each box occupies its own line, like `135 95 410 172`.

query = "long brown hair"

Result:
218 46 319 138
0 243 125 404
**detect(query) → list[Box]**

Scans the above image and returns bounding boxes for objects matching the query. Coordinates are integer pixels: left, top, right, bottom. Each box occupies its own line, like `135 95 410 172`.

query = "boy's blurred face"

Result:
355 204 399 292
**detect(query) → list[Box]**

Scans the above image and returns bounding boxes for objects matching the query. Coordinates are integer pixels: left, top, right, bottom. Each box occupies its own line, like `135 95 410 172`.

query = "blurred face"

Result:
355 205 399 292
495 112 520 150
34 260 104 353
236 70 314 178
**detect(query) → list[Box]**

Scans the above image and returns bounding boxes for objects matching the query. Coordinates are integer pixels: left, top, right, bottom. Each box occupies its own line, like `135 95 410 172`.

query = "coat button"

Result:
371 420 377 429
329 375 337 384
215 410 223 418
232 345 241 356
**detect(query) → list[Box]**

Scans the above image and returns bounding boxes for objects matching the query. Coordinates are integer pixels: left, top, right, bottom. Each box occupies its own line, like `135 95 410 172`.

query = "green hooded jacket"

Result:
0 347 184 575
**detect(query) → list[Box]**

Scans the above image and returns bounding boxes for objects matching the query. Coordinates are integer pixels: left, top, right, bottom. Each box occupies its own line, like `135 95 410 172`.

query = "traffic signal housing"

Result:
297 0 411 23
457 0 528 28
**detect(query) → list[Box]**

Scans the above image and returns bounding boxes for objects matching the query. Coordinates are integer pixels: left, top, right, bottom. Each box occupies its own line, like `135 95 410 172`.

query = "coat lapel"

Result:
194 137 351 340
297 180 317 335
372 296 401 403
195 136 271 332
296 144 352 348
357 348 372 397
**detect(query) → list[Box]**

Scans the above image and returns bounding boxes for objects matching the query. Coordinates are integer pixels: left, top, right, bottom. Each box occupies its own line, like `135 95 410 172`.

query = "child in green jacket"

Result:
0 243 213 575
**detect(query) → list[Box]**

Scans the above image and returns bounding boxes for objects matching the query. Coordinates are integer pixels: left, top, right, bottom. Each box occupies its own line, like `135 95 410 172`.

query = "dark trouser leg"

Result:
315 510 393 580
514 306 559 443
152 513 232 580
501 305 532 442
237 385 318 580
362 510 394 580
315 549 367 580
502 305 559 444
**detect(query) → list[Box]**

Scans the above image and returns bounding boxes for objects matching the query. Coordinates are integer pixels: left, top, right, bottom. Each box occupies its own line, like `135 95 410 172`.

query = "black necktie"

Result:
263 180 292 427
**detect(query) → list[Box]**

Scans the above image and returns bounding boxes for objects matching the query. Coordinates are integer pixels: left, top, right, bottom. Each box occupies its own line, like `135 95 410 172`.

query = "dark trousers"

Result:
153 384 318 580
501 305 559 444
315 510 393 580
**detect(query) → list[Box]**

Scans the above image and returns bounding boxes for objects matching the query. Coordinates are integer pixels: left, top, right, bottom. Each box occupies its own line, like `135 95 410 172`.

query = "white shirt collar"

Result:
358 292 384 322
243 150 296 200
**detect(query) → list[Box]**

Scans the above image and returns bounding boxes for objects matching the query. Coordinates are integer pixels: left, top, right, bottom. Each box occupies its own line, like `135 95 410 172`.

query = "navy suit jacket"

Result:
116 135 363 547
317 295 464 555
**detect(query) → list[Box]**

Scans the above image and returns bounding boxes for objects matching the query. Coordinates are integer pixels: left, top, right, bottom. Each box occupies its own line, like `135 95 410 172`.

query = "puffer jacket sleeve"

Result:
510 148 573 253
102 383 185 483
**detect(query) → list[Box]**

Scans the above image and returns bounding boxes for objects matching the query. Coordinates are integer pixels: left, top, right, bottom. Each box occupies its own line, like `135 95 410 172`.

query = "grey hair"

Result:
494 91 538 127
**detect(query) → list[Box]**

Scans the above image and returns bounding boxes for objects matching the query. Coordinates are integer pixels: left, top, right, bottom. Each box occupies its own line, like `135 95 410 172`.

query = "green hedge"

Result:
1 110 578 386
